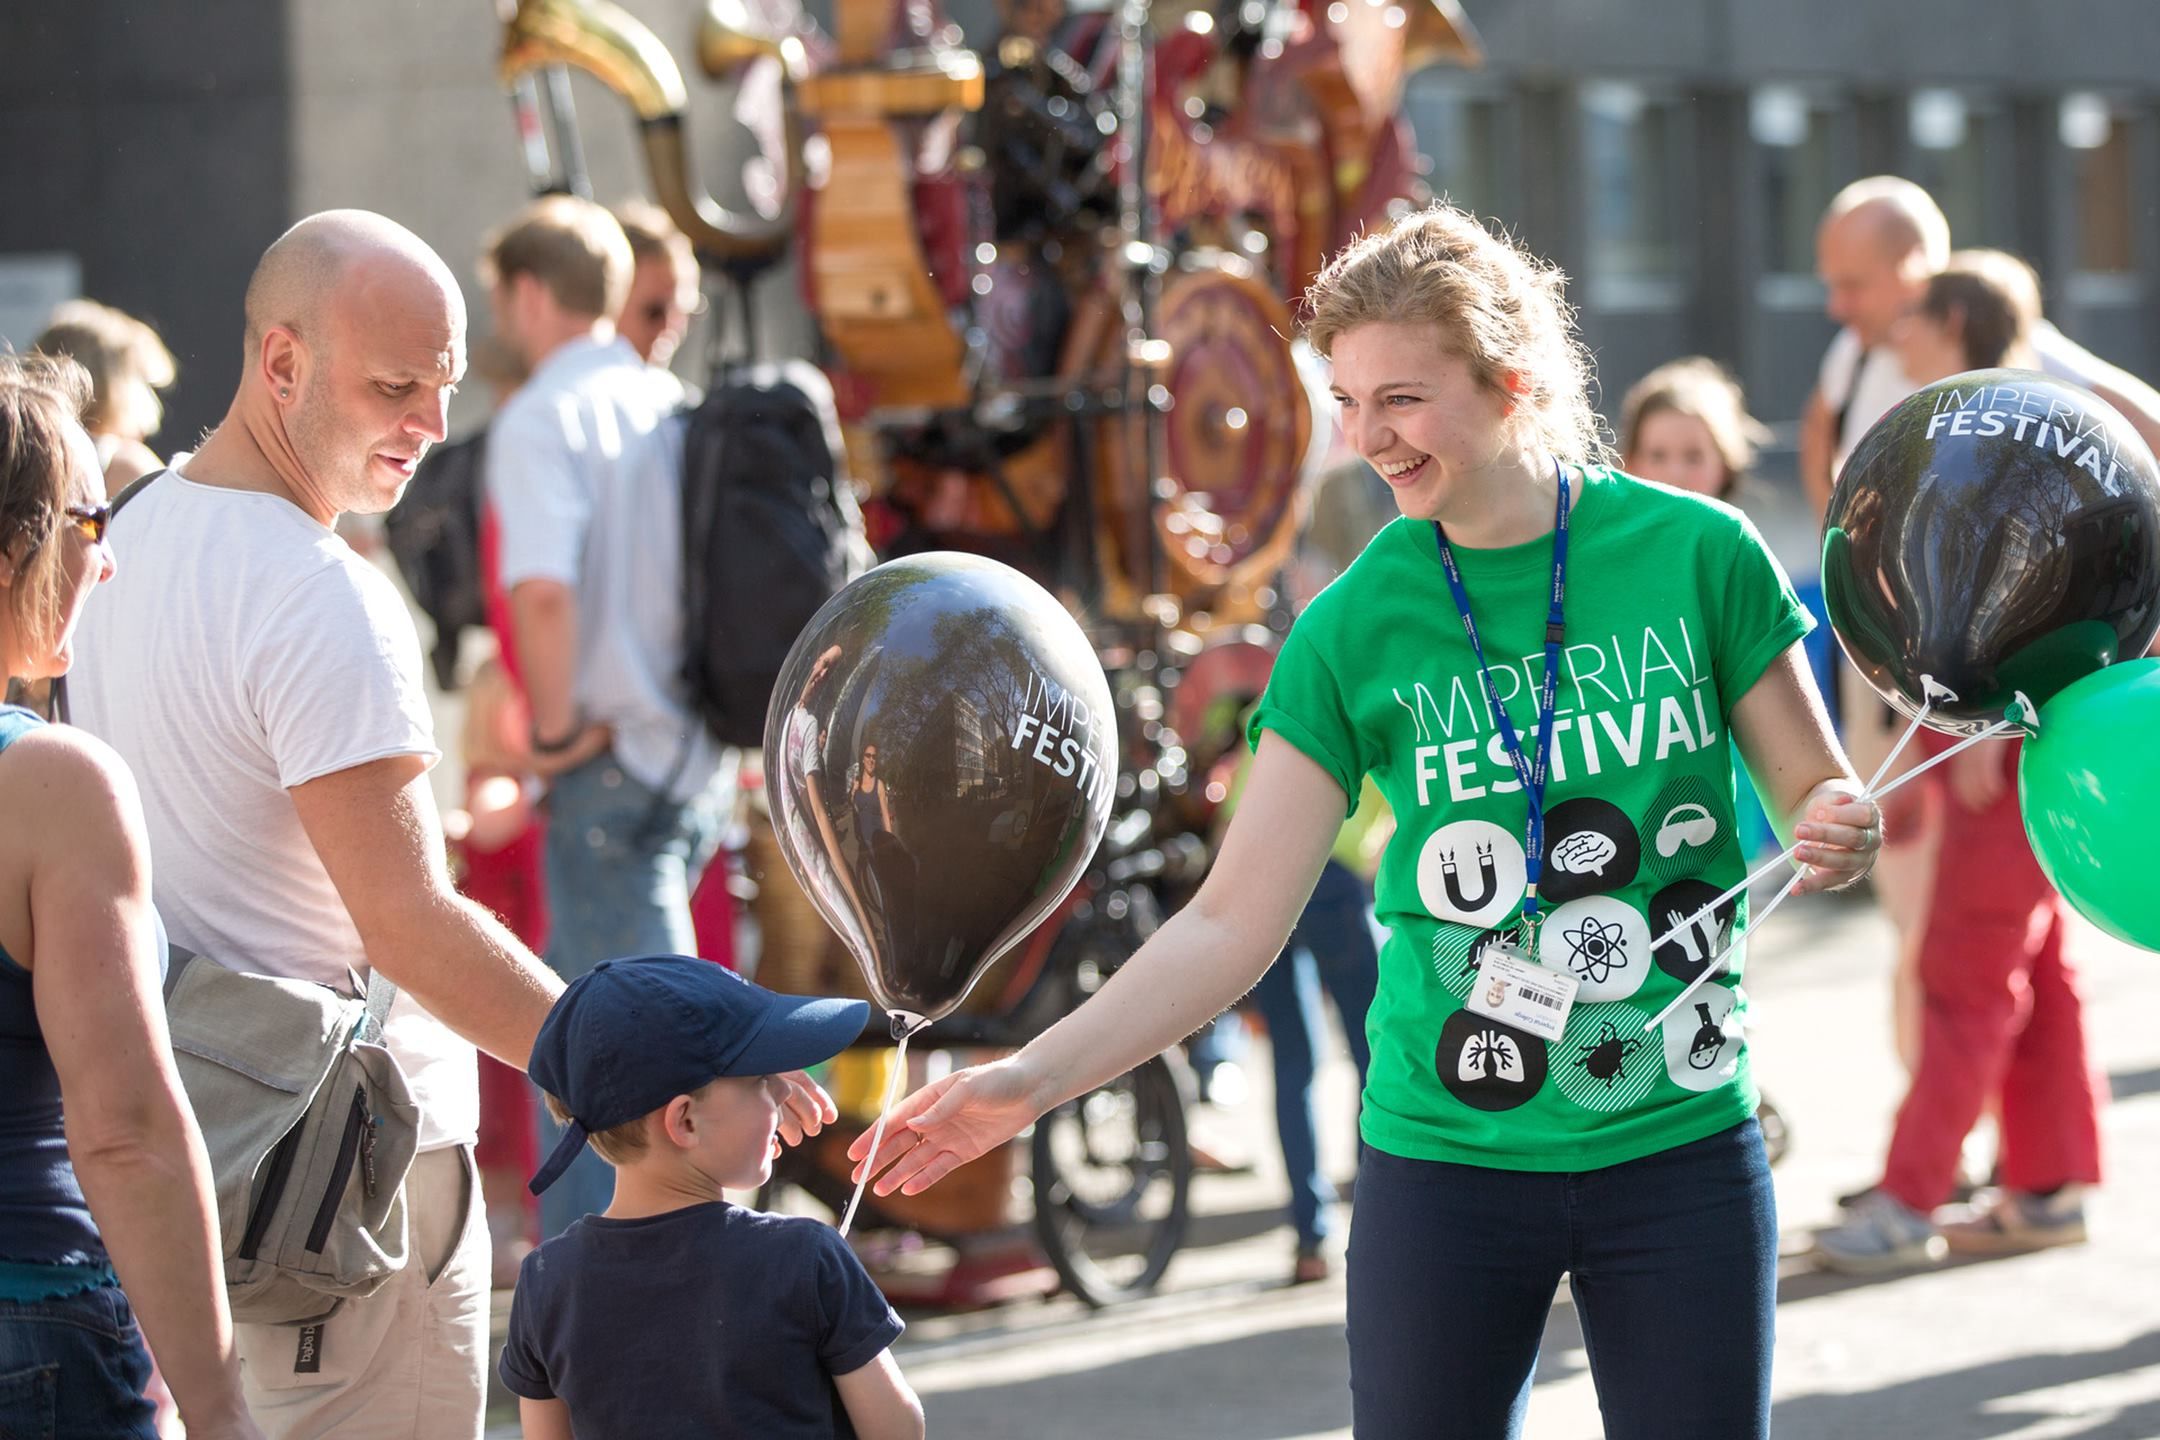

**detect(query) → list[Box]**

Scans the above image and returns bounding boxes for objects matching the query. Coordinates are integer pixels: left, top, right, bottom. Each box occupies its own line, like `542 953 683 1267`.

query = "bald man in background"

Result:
68 210 565 1438
1801 175 2160 516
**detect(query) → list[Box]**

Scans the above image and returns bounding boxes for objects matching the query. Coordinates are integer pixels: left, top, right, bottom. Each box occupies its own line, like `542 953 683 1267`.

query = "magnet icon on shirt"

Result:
1436 1008 1548 1111
1541 895 1652 1002
1662 981 1744 1091
1538 797 1641 903
1415 820 1526 929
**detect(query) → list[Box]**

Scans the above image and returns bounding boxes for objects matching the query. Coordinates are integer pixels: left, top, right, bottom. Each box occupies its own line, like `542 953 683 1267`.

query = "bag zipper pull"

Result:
360 1105 380 1199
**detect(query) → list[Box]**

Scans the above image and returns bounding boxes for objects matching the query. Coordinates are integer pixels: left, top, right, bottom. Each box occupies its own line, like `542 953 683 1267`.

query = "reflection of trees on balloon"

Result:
1829 375 2160 729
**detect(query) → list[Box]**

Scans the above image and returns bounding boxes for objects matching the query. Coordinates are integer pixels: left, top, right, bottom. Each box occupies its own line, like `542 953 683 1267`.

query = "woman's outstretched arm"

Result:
851 733 1346 1196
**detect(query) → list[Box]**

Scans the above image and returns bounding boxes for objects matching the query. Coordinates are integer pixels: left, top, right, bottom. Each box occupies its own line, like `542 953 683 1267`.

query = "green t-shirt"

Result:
1249 469 1812 1171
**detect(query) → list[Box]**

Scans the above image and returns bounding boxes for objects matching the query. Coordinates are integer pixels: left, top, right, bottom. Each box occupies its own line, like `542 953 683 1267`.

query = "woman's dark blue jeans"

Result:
0 1284 157 1439
1346 1119 1776 1440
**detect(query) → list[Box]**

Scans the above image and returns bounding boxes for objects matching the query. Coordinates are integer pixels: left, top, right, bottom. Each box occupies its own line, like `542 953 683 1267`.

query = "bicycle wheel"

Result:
1030 1052 1191 1307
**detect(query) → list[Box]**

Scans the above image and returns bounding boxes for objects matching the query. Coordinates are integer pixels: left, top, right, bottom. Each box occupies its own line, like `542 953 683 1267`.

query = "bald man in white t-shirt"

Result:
70 211 565 1439
1802 176 2160 516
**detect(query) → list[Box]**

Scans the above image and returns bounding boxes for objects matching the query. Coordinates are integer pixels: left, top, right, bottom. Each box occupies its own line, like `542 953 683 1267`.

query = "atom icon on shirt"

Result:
1561 912 1630 986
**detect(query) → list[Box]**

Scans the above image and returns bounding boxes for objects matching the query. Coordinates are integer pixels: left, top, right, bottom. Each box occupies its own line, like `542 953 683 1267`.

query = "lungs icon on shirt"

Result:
1436 1009 1548 1112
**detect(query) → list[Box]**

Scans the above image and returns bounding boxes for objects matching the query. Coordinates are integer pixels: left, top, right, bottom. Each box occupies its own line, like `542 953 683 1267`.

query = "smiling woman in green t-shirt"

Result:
852 205 1882 1439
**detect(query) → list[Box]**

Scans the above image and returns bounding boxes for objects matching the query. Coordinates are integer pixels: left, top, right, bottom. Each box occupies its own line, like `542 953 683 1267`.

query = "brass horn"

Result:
500 0 805 263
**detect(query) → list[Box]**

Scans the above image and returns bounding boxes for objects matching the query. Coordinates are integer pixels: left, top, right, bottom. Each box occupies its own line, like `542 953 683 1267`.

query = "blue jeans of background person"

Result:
1347 1120 1776 1440
0 1284 157 1439
535 749 717 1238
1250 859 1377 1250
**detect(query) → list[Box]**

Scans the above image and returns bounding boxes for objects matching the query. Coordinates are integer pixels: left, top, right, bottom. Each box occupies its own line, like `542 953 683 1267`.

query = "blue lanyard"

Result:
1431 463 1571 936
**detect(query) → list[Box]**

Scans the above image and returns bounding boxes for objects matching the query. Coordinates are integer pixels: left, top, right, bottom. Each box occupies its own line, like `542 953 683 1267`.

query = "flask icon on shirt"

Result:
1687 1001 1724 1070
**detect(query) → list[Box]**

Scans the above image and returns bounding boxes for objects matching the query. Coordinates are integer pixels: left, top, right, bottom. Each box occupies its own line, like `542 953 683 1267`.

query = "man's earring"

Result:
279 388 289 399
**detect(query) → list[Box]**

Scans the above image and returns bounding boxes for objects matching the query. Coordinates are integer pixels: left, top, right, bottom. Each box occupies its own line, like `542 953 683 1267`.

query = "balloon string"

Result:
1642 870 1804 1032
838 1028 913 1238
1860 714 2026 806
1641 692 2031 1033
1637 686 1949 977
1861 688 1941 793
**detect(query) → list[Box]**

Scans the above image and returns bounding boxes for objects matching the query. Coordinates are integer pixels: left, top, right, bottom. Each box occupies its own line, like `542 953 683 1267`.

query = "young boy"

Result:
501 955 925 1439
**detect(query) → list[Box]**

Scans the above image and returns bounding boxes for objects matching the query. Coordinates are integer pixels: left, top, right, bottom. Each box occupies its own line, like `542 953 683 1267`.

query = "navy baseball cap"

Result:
527 955 872 1195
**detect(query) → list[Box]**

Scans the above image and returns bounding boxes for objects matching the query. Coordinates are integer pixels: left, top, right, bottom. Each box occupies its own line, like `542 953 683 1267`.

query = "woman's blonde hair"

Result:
1618 357 1771 498
32 299 176 444
0 352 93 664
1301 203 1614 471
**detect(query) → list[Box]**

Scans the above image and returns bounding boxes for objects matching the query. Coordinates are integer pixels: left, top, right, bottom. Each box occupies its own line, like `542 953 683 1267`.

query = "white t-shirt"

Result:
487 336 728 804
2032 319 2108 391
1820 320 2113 478
1818 327 1920 475
69 473 476 1151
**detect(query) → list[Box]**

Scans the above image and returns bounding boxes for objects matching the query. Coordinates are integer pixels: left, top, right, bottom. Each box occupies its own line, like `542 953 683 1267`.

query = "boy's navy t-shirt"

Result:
499 1201 905 1438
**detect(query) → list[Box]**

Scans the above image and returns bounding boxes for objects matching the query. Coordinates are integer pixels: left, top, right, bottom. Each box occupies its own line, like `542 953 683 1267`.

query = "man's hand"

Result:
509 722 615 779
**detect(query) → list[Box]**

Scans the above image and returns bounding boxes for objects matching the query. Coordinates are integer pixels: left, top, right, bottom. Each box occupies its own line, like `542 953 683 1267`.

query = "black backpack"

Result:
382 431 489 692
679 362 868 748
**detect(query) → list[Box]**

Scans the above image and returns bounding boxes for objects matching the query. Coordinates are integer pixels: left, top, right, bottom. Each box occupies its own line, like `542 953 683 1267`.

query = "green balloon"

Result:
2017 658 2160 950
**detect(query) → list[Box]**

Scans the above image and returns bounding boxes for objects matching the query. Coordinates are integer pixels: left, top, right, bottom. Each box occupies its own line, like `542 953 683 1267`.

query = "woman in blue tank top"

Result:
0 355 260 1438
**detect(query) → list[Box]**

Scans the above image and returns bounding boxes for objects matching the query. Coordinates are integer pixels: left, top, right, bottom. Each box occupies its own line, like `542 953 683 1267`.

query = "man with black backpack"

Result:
481 196 730 1237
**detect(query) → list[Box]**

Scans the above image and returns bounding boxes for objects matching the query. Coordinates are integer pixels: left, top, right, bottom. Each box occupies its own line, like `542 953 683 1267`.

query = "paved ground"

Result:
481 883 2160 1438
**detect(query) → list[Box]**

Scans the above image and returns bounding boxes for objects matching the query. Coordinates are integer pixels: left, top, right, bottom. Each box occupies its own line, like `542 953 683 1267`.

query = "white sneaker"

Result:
1812 1190 1946 1274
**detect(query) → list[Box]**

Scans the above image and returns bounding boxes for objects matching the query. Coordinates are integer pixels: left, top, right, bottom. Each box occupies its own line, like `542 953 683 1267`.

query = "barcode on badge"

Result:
1522 989 1562 1011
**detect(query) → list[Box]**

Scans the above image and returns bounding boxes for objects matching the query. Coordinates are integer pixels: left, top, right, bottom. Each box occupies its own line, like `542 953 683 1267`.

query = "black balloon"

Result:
1823 369 2160 735
762 553 1117 1028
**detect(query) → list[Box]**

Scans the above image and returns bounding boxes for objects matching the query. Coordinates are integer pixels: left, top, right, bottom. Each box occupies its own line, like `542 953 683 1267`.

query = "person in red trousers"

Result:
1813 729 2107 1273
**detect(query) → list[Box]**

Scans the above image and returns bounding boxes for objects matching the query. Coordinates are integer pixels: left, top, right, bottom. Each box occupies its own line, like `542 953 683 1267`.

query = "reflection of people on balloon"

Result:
761 555 1117 1027
777 643 872 943
852 205 1883 1436
849 742 896 844
845 738 920 969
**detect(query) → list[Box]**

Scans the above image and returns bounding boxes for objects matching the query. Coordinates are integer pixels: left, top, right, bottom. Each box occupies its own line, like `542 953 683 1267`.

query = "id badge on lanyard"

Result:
1440 463 1579 1039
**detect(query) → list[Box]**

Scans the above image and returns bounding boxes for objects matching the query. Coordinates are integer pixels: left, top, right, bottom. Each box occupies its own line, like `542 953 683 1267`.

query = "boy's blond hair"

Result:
543 1081 718 1166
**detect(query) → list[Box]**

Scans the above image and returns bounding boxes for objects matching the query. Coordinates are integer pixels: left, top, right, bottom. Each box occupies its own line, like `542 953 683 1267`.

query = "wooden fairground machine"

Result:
494 0 1481 1305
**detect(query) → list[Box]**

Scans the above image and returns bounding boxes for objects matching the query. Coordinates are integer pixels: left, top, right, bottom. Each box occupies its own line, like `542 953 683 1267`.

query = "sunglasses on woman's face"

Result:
65 505 111 543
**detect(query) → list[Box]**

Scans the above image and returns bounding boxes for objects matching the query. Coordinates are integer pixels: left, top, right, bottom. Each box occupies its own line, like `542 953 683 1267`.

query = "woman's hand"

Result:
774 1069 841 1149
1790 780 1881 893
846 1056 1044 1197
